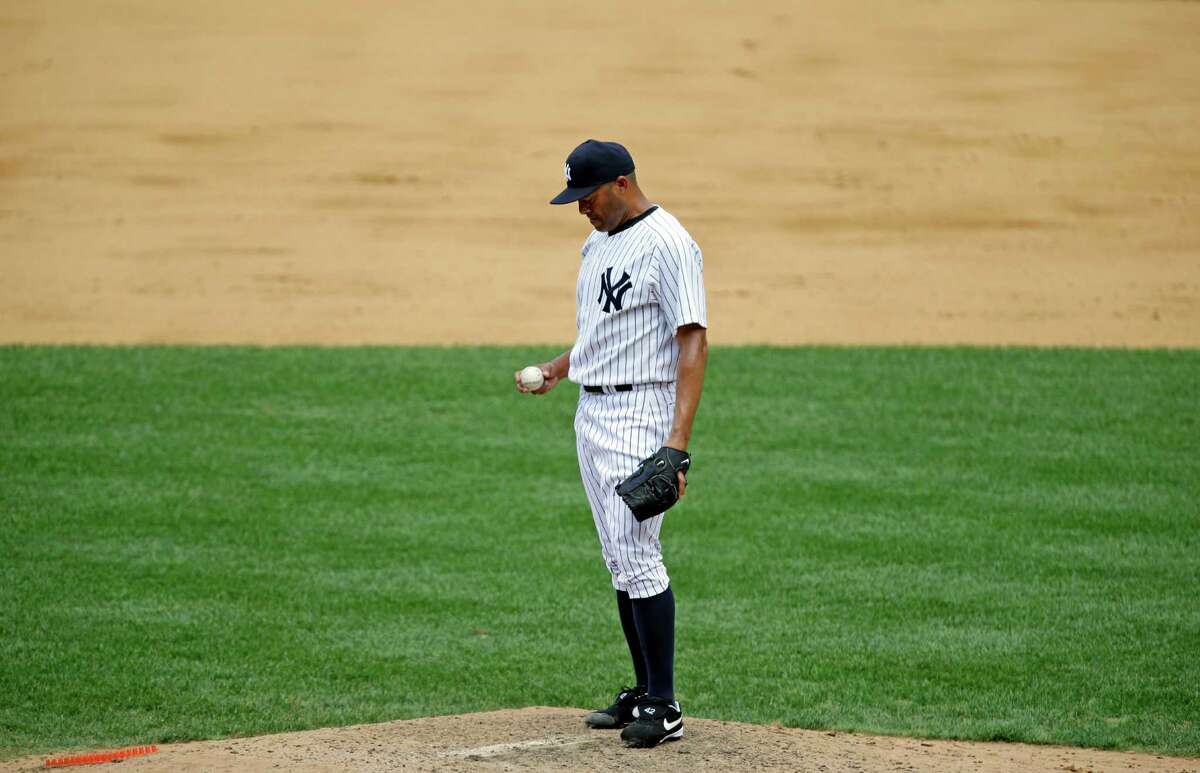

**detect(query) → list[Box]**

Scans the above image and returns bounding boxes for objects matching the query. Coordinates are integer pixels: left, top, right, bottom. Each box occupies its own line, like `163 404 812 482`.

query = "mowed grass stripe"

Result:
0 346 1196 757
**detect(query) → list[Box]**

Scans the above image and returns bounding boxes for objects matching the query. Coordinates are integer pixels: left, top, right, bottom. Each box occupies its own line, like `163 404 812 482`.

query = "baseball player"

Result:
515 139 708 748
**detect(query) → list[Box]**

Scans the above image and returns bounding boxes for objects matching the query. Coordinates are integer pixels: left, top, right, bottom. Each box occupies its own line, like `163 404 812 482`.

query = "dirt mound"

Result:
5 708 1197 773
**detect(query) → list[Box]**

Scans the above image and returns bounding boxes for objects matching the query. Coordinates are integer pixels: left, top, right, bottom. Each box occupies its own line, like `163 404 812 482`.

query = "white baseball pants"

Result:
574 383 675 599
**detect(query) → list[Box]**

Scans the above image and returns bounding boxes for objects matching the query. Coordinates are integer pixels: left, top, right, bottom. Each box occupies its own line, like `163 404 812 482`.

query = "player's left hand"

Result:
616 446 691 522
665 434 688 498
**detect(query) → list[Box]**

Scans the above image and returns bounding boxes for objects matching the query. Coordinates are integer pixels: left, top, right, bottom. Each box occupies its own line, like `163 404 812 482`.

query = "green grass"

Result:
1 346 1197 757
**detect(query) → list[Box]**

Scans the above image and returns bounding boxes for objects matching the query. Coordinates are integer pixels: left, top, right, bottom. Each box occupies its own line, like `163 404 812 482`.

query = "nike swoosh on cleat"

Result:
662 716 682 731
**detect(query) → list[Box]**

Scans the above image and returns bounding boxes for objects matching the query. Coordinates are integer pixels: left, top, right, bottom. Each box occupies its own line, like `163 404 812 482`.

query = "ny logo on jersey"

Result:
598 267 633 313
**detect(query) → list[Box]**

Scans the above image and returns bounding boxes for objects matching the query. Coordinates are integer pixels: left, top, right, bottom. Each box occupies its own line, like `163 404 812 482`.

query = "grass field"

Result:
1 346 1197 758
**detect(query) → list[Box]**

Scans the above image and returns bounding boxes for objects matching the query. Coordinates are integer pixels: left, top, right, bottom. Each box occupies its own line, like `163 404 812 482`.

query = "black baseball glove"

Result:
616 447 691 522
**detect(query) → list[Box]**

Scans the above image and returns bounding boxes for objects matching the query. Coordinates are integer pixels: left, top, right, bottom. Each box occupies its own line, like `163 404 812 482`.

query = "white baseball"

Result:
520 366 546 390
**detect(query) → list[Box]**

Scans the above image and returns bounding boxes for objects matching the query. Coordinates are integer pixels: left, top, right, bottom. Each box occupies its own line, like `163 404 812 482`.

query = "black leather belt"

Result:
583 384 634 393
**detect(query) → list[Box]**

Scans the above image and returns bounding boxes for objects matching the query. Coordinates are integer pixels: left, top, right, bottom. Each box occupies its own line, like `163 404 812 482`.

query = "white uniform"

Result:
570 206 707 599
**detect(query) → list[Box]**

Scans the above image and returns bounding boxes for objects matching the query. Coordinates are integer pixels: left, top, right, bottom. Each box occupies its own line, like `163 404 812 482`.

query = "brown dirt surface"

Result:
1 0 1197 346
3 709 1199 773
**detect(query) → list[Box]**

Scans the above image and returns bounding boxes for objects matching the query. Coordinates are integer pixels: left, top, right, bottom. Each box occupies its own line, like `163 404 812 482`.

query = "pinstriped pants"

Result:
574 383 675 599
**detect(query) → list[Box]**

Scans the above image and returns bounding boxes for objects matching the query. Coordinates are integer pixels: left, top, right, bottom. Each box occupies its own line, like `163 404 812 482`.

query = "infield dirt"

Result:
2 0 1198 770
2 0 1198 347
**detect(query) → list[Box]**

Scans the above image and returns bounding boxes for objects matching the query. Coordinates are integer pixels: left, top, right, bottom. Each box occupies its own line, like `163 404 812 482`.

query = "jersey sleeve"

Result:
581 230 600 260
654 231 708 332
577 232 597 314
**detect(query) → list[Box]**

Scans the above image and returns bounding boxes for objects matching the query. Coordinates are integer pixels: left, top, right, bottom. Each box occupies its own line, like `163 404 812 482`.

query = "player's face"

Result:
578 182 621 231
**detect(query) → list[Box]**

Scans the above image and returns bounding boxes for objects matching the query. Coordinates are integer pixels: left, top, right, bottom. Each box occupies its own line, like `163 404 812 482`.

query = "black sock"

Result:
615 590 648 690
631 585 675 702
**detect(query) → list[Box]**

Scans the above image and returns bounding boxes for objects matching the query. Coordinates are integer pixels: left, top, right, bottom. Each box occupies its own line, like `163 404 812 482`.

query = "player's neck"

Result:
611 195 654 232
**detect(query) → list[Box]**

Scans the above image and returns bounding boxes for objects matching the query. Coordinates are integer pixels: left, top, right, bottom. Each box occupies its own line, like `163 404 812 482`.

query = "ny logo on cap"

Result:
598 267 633 313
564 163 572 182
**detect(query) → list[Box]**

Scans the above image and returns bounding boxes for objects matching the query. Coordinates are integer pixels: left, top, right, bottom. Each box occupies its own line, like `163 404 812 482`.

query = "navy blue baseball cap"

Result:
550 140 635 205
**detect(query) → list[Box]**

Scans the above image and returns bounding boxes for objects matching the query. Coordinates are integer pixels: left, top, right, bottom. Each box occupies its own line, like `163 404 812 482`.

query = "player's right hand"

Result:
514 364 560 395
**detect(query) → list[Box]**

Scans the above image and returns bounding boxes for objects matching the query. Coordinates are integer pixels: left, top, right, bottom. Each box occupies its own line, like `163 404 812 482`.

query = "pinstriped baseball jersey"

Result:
569 206 707 387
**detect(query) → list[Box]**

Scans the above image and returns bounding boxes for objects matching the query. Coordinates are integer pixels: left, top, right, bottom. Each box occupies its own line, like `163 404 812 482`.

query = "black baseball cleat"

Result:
620 695 683 747
584 686 646 729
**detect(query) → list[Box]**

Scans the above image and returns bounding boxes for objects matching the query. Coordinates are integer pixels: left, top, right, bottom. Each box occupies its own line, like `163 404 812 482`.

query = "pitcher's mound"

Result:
6 707 1197 772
